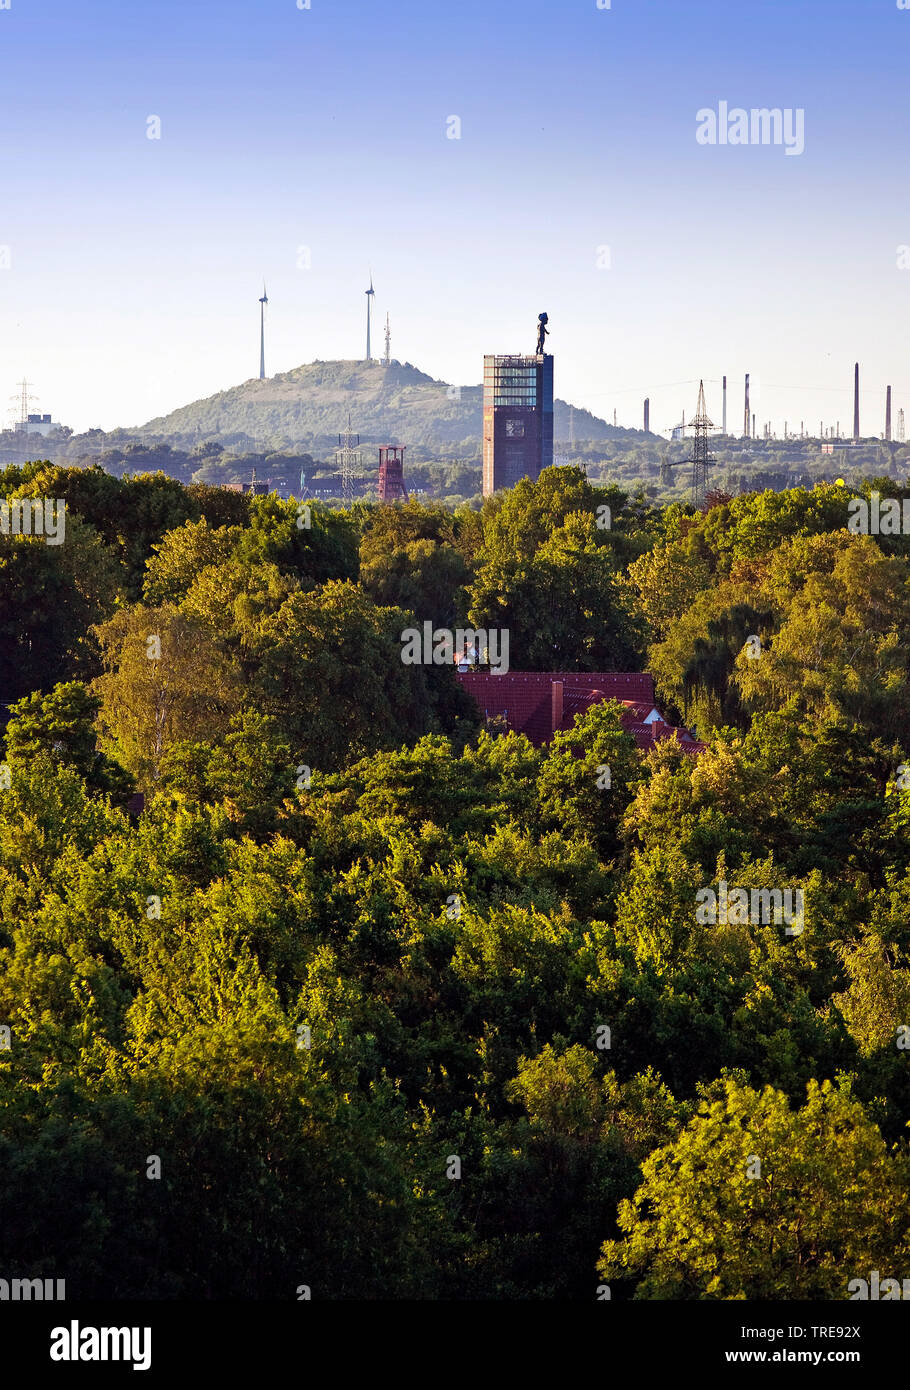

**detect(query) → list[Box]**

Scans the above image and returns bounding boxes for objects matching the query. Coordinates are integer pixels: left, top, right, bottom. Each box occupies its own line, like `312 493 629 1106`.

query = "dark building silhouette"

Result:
482 353 554 495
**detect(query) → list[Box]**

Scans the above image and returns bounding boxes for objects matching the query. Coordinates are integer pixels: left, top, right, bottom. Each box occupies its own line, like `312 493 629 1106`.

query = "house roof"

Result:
456 670 705 755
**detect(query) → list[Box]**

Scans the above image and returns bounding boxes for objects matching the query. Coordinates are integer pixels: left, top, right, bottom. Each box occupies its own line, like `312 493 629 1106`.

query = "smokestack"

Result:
886 385 892 441
723 375 727 435
854 363 860 441
743 373 750 438
551 680 564 735
752 412 756 439
644 398 650 433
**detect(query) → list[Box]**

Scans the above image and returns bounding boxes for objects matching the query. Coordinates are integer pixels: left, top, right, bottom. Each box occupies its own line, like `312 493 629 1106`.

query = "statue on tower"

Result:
536 312 549 355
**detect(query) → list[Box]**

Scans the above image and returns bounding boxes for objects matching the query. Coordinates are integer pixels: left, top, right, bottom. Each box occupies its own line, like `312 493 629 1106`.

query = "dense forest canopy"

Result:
1 459 909 1298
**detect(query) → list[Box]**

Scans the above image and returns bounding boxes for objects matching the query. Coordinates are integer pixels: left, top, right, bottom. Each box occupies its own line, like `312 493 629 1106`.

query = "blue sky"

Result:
1 0 908 438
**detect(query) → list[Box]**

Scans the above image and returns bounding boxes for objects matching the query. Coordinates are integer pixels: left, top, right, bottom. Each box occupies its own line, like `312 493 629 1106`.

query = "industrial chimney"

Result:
644 398 650 434
854 363 860 441
743 373 750 439
886 385 892 442
723 375 727 435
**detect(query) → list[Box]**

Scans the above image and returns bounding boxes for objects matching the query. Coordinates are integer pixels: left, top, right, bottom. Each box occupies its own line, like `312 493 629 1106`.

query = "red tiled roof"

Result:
617 699 661 722
457 670 705 755
459 670 654 706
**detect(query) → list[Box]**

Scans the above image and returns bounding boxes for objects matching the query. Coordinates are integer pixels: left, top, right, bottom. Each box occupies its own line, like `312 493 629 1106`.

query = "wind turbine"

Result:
365 272 375 361
259 282 268 380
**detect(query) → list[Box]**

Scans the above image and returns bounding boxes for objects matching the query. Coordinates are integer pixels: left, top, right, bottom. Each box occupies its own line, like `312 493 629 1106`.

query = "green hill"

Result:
138 358 621 452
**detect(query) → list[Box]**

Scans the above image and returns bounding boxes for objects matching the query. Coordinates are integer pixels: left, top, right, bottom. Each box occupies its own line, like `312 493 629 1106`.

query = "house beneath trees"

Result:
455 670 705 754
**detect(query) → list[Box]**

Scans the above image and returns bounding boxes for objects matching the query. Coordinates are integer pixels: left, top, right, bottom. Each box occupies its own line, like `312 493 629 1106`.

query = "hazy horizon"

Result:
1 0 907 439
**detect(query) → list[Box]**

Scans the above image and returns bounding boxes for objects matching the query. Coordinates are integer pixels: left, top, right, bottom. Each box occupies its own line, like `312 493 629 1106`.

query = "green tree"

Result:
157 711 295 837
599 1076 910 1299
253 580 473 770
360 501 470 628
142 518 243 605
4 682 133 802
468 468 645 670
0 515 121 701
92 604 243 787
735 534 910 741
537 698 642 860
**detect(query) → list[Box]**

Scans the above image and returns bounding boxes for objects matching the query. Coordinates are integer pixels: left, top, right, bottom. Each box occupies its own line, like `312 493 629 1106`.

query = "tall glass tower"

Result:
482 353 554 496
